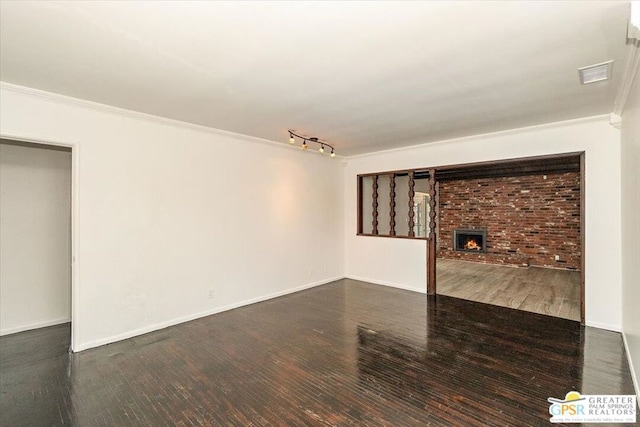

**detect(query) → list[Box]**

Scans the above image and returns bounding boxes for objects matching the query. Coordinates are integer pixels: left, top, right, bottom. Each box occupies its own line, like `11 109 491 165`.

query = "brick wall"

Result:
437 172 580 269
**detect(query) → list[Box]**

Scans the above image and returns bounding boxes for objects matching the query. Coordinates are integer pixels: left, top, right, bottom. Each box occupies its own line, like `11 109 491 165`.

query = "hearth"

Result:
454 229 487 253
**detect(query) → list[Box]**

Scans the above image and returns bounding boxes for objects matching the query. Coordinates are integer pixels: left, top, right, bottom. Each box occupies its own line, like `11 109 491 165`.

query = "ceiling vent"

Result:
578 61 613 84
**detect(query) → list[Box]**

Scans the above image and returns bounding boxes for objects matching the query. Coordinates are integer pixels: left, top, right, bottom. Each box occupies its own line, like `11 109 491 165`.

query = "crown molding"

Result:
609 113 623 129
346 114 610 160
613 42 640 116
0 81 610 161
0 82 344 159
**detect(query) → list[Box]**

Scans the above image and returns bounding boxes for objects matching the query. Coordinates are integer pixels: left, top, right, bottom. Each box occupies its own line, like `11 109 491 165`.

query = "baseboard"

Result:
585 320 621 332
622 332 640 405
73 276 343 352
0 317 71 336
345 275 426 294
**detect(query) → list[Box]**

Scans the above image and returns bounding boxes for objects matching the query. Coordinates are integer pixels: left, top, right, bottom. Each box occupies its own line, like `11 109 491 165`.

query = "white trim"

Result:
0 132 80 351
613 43 640 116
586 320 621 332
345 275 426 294
0 82 344 159
70 143 80 353
0 317 70 336
73 276 343 352
622 332 640 405
0 132 79 149
346 114 610 159
610 112 623 129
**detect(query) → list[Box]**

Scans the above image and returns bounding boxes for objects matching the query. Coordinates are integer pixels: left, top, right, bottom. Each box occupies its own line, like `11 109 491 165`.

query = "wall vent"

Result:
578 61 613 84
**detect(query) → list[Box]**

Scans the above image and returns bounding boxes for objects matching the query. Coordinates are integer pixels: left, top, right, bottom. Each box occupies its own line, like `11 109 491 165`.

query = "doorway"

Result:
0 138 75 349
355 153 586 323
428 153 585 323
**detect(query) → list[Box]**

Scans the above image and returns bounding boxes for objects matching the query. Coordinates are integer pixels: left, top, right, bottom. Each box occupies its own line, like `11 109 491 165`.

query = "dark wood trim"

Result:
357 176 363 235
356 153 582 240
432 151 582 171
356 152 582 180
580 152 586 325
359 169 423 178
408 171 416 237
389 174 396 236
372 175 379 235
427 169 437 295
357 233 427 240
431 153 580 181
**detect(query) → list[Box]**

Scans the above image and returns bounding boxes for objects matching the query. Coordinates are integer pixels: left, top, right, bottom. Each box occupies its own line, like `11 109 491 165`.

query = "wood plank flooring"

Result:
437 259 581 321
1 279 635 426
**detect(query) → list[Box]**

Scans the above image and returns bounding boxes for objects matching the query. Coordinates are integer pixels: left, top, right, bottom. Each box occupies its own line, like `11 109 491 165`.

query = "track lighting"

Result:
287 130 337 158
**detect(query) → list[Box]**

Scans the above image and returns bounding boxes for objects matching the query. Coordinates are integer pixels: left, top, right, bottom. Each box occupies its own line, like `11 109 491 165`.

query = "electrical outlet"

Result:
554 255 560 261
208 289 215 299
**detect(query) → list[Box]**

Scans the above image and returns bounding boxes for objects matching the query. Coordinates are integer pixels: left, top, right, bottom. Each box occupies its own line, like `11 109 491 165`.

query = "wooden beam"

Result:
357 176 363 235
408 171 415 237
427 169 437 295
580 152 585 325
389 174 396 236
372 175 379 235
357 152 582 181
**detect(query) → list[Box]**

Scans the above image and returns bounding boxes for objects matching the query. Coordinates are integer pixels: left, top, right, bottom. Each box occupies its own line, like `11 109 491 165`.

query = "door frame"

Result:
0 133 80 350
426 152 586 324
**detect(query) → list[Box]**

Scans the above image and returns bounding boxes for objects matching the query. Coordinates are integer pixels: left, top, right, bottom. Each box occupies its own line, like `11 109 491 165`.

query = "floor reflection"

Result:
1 280 635 426
354 293 633 425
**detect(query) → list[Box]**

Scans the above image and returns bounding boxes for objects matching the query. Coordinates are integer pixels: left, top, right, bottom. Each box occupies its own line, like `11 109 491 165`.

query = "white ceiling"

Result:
0 1 631 155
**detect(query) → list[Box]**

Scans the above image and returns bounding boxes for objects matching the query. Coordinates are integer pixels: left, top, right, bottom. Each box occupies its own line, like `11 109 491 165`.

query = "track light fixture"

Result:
287 130 337 158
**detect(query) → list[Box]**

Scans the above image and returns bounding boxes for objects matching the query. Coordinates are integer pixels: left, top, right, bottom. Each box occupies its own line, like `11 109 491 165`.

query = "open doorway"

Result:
431 154 584 323
0 138 73 349
356 152 585 323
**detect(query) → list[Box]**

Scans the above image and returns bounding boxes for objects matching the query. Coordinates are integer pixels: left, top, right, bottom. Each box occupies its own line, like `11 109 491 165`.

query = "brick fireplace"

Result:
454 229 487 253
438 172 580 269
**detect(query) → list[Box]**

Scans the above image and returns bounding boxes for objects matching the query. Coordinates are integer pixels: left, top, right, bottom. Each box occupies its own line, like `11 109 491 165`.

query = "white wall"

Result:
621 63 640 399
0 80 627 351
0 142 72 335
0 84 345 351
344 116 622 331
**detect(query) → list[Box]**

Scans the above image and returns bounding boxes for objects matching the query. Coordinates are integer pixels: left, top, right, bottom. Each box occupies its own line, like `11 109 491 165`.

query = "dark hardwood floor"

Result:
1 279 636 426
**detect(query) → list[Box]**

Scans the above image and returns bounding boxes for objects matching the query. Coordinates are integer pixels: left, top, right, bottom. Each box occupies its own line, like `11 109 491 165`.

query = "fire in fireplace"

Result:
454 229 487 253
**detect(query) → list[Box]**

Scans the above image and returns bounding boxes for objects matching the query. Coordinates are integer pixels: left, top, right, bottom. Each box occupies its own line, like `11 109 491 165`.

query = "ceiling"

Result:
0 1 631 156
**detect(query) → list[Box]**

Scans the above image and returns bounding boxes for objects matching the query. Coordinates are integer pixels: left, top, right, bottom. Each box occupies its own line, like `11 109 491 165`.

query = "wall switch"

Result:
208 289 215 299
554 255 560 261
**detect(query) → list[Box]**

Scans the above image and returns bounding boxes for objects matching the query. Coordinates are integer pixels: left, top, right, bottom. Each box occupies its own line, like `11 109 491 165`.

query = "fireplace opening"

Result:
454 229 487 253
